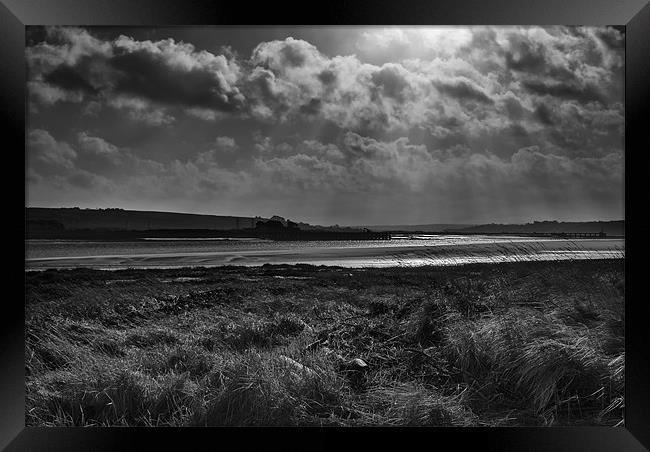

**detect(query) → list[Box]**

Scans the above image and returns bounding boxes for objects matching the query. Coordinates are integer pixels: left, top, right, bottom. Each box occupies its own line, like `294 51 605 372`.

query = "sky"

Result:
25 26 624 226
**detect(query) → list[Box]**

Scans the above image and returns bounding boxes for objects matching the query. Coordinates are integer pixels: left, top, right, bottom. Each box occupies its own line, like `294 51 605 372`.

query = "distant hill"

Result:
448 220 624 236
27 207 263 232
26 208 625 239
25 207 364 239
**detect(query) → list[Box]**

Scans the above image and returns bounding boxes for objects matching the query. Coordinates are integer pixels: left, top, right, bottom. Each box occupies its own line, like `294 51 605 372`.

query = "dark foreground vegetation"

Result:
25 259 624 426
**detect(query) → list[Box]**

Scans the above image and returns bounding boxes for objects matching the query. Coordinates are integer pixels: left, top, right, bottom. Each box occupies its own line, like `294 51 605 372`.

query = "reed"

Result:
25 258 624 426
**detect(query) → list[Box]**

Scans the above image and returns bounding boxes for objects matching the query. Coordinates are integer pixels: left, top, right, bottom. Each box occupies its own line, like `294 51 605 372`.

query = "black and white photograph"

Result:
24 25 626 427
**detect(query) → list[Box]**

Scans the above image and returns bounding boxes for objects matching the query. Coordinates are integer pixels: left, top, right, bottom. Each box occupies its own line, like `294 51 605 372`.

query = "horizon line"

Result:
25 205 625 228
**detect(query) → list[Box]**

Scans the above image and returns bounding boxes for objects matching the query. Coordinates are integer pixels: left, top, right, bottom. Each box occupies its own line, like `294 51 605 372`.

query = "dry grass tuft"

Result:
25 259 624 426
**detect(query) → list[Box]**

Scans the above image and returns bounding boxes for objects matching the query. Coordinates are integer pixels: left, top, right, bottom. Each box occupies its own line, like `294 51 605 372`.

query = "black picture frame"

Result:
3 0 649 450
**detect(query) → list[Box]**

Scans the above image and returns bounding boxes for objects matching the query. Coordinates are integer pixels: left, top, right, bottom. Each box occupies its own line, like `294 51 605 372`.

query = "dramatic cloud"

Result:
27 27 245 119
27 27 623 139
28 129 77 173
105 96 175 126
26 26 624 224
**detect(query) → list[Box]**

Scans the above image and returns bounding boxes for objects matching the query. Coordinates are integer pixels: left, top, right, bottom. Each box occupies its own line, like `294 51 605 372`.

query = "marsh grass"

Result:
25 258 624 426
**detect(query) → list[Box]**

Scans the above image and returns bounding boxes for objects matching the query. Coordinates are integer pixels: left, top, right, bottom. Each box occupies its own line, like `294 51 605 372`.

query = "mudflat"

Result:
25 237 625 269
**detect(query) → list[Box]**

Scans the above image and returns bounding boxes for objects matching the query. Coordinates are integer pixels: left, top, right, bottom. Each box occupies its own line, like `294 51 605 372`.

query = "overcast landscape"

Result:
25 26 625 427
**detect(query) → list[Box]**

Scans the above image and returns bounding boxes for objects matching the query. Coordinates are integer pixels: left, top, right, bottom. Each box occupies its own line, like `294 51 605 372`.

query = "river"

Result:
25 235 625 270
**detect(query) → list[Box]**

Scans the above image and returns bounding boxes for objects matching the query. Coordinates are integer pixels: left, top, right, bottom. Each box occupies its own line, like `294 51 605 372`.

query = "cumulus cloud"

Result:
239 29 622 153
27 129 119 201
28 128 252 206
28 129 77 173
27 27 245 122
248 132 622 200
28 80 85 106
235 133 621 222
106 96 175 126
27 26 623 141
76 131 125 168
25 26 624 224
110 36 244 111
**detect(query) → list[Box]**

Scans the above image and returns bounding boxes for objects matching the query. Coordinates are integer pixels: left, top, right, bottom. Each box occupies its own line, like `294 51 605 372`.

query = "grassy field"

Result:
25 259 625 426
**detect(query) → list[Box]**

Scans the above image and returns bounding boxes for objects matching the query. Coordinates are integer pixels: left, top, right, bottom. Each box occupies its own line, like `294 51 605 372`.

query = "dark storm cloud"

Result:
27 28 244 120
109 49 243 112
371 65 411 102
317 69 337 86
595 27 625 50
504 42 575 82
299 98 322 115
27 26 624 137
505 40 549 74
501 27 623 111
522 80 606 105
43 64 97 94
500 95 526 120
434 79 493 104
534 103 555 125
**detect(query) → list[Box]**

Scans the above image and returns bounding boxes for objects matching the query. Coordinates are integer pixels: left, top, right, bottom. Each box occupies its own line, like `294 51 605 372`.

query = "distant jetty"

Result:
525 231 607 239
445 220 623 237
395 231 608 239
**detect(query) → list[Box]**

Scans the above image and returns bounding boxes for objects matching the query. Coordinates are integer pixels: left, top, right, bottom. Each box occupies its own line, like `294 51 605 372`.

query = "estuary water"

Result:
25 235 625 270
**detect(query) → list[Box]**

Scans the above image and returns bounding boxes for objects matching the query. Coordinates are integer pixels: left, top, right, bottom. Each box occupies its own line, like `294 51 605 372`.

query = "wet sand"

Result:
25 238 624 270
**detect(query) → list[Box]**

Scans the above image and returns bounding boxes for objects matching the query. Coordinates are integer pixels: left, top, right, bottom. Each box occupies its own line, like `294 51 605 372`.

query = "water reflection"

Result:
25 236 625 270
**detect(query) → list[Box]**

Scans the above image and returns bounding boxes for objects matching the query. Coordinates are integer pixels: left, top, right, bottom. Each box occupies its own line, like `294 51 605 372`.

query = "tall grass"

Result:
25 259 624 426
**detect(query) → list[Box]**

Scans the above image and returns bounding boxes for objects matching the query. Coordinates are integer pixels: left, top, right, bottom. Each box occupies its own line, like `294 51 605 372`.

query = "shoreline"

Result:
24 256 625 274
24 253 625 272
25 238 624 271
